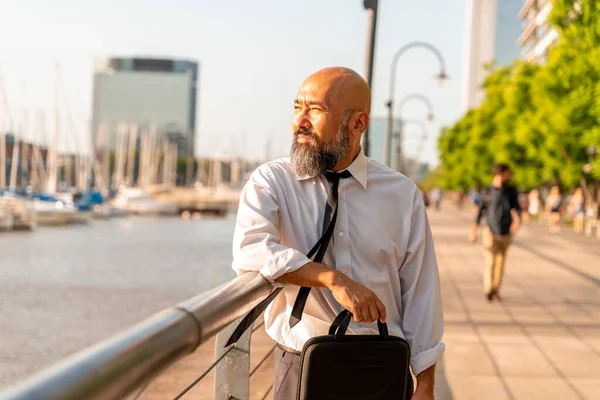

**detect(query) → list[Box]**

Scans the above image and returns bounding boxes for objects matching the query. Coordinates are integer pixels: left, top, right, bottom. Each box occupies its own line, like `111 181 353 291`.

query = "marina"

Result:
0 214 239 388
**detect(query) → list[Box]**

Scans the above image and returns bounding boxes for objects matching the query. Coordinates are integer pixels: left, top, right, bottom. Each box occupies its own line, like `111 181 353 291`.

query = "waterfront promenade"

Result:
2 206 599 399
140 206 600 399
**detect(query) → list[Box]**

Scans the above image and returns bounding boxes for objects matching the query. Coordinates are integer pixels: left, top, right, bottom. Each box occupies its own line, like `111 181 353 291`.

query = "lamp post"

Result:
586 145 597 163
584 146 598 219
361 0 379 157
384 42 447 168
394 119 428 180
393 93 435 173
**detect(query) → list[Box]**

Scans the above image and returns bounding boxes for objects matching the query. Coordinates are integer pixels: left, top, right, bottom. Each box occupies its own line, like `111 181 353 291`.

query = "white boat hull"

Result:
67 211 93 225
0 195 37 231
34 202 76 226
0 212 14 231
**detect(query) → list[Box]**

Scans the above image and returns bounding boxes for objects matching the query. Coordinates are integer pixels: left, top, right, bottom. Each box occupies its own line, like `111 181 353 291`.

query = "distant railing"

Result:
0 272 275 400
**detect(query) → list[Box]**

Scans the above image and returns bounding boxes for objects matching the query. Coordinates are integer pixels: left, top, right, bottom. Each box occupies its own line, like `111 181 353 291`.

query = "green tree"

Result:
436 0 600 192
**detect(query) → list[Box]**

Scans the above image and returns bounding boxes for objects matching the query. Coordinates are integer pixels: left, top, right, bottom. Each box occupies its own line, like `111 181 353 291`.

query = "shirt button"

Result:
338 231 344 237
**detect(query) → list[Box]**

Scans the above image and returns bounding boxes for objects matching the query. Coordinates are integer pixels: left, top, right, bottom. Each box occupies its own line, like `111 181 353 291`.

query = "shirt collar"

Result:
295 148 368 190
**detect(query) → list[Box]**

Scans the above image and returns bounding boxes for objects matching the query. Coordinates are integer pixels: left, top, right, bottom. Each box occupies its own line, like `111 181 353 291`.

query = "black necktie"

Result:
225 170 352 347
289 170 351 328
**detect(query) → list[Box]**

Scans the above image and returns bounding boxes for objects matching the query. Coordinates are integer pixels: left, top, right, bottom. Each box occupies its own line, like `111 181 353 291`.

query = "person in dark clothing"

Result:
469 164 521 302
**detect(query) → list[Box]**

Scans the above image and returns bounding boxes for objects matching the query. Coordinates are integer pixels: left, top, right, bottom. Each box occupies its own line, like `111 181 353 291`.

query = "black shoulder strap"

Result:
225 205 338 346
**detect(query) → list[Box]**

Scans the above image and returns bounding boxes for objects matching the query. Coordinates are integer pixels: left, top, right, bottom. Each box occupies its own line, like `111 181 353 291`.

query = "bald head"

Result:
301 67 371 116
290 66 371 175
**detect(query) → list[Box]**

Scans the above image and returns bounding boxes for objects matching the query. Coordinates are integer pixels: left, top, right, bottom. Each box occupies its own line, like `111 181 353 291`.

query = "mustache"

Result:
294 129 318 141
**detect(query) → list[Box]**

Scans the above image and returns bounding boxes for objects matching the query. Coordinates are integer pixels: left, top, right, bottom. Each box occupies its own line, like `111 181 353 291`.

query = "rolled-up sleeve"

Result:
232 167 311 282
399 190 445 376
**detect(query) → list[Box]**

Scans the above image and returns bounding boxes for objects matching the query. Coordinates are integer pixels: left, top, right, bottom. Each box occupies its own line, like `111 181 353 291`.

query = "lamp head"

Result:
436 71 449 87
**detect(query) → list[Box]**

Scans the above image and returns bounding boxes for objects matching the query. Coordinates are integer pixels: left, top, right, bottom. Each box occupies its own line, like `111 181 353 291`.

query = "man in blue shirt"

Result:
469 164 521 302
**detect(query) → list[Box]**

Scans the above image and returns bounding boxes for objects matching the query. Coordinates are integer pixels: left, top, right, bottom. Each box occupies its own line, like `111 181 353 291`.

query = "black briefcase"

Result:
297 310 413 400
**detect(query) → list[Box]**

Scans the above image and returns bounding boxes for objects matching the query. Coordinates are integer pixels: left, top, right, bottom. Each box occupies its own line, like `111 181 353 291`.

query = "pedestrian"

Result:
469 163 521 302
545 185 562 233
231 67 444 400
519 192 530 224
431 187 442 210
470 188 480 215
528 189 541 221
568 188 585 233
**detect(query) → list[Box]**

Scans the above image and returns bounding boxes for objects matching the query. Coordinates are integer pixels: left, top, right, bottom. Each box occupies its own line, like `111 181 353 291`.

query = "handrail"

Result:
0 272 274 400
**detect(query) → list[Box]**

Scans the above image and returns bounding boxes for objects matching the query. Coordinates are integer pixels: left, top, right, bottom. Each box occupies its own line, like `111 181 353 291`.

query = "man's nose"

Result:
294 111 312 131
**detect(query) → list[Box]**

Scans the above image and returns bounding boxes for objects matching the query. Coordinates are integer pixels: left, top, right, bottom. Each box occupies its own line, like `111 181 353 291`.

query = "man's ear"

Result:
351 112 369 136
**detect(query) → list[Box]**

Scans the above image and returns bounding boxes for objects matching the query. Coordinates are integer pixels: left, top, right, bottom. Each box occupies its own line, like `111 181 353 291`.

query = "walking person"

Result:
519 192 530 224
431 187 442 210
231 67 444 399
528 188 541 221
469 163 521 302
546 185 562 233
568 188 585 233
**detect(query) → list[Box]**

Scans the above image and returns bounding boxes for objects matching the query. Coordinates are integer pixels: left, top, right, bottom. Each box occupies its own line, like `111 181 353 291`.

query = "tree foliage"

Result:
435 0 600 191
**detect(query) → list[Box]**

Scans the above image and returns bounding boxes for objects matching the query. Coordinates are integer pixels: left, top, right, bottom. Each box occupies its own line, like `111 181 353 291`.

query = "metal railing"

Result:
0 272 274 400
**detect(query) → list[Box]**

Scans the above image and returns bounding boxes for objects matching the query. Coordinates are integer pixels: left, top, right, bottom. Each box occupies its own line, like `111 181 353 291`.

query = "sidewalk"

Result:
141 206 600 399
430 206 600 400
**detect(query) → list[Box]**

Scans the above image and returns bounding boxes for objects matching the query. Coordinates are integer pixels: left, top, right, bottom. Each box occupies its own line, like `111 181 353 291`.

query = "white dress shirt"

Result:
231 149 445 375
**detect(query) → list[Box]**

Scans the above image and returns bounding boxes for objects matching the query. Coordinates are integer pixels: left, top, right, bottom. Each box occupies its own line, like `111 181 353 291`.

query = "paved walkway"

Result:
431 206 600 400
141 206 600 399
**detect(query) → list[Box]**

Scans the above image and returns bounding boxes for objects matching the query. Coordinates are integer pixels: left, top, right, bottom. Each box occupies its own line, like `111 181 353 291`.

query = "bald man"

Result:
232 67 444 400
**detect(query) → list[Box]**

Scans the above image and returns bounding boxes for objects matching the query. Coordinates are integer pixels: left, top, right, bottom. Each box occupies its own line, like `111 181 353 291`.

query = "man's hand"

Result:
510 217 521 234
275 262 386 323
469 223 478 244
328 273 387 323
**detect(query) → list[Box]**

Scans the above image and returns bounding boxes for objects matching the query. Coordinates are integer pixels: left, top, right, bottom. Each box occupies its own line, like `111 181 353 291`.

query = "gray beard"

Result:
290 119 350 177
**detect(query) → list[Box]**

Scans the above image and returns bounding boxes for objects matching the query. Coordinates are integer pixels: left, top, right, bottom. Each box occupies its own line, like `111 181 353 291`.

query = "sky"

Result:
0 0 468 166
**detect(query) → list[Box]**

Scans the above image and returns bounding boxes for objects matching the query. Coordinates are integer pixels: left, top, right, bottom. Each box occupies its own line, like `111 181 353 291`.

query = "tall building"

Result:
462 0 523 112
91 57 199 158
519 0 557 63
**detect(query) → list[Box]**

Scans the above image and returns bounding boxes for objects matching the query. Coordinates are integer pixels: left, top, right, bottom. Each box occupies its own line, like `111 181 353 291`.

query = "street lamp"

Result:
394 119 428 179
361 0 379 157
587 145 597 162
384 42 447 167
583 146 597 174
397 93 435 121
392 93 435 171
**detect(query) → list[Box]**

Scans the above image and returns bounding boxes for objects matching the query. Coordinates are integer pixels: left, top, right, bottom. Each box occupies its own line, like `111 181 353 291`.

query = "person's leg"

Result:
552 211 561 232
273 347 301 400
492 236 511 299
576 214 584 233
482 227 495 300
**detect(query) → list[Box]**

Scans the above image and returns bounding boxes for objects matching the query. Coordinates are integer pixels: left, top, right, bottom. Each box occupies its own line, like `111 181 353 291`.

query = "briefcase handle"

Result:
328 310 389 339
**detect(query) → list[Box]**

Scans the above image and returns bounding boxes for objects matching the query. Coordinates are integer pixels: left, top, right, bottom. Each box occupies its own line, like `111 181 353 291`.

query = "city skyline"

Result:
0 0 468 167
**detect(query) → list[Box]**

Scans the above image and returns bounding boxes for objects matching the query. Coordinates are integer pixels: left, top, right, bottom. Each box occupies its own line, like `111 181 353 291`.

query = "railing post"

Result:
214 317 252 400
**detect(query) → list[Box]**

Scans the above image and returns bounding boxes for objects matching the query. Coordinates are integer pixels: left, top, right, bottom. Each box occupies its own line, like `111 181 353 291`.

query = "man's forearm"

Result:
469 222 479 239
275 262 341 290
415 364 435 395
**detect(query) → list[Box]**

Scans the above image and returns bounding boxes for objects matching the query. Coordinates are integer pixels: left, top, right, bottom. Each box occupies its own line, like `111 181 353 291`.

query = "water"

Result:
0 215 238 388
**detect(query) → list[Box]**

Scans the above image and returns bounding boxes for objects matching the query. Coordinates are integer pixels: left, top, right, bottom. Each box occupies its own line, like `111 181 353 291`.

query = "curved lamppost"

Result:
397 93 435 121
394 119 428 180
391 93 435 171
384 42 447 168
